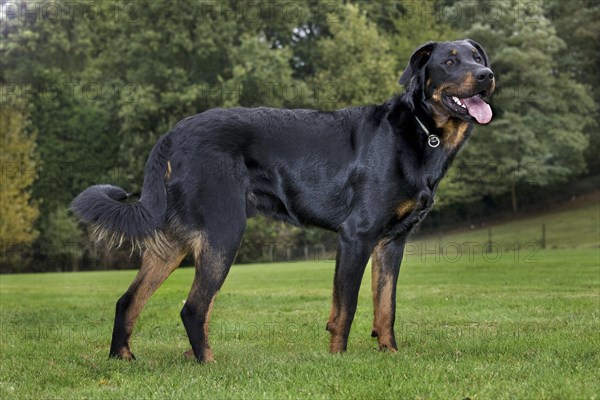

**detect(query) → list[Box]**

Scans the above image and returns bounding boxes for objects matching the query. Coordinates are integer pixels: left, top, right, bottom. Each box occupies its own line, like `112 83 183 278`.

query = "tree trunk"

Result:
511 181 518 213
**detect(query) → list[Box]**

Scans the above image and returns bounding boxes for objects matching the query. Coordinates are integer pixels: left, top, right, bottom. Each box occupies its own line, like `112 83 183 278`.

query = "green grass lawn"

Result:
1 248 599 399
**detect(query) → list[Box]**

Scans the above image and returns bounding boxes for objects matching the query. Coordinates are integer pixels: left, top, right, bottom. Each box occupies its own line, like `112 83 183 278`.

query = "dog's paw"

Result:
377 343 398 353
109 347 136 361
183 348 215 363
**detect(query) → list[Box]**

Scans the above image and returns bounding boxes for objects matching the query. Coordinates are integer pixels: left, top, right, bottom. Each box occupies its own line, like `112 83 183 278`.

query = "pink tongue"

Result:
462 95 492 124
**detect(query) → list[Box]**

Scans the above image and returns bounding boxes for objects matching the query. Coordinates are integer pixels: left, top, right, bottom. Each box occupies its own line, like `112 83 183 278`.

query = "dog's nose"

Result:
475 68 494 82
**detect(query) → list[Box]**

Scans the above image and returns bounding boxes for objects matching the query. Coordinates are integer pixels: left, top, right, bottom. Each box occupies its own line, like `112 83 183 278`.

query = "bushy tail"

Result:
71 135 172 249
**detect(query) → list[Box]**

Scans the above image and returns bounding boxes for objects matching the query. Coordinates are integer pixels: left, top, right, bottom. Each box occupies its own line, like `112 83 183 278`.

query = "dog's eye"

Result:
474 56 483 64
445 60 454 66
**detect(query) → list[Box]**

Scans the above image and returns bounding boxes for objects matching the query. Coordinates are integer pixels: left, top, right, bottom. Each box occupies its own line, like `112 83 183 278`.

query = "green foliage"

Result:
386 0 459 70
222 34 312 108
0 104 39 246
437 0 595 211
543 0 600 103
239 215 295 263
543 0 600 175
0 0 597 269
0 3 120 245
313 4 397 108
39 207 82 250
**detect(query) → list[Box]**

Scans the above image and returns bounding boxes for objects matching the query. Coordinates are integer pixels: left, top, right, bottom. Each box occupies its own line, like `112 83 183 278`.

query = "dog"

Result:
71 39 495 362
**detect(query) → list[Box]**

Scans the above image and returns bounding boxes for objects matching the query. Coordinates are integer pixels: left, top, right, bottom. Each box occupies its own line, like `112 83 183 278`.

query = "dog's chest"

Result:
386 148 453 234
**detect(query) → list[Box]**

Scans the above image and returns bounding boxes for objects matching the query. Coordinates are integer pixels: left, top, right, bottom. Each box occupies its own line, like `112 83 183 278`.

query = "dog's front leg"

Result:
370 236 407 352
326 228 374 353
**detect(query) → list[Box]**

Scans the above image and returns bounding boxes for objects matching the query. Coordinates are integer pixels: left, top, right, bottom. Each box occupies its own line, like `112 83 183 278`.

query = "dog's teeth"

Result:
451 96 467 108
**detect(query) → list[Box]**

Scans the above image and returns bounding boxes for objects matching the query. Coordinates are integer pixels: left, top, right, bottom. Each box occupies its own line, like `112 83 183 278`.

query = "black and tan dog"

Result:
72 39 495 362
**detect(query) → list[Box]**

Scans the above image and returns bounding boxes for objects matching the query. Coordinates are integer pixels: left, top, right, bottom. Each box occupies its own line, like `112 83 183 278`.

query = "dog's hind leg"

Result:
109 242 187 360
180 230 245 362
370 237 406 352
180 190 246 363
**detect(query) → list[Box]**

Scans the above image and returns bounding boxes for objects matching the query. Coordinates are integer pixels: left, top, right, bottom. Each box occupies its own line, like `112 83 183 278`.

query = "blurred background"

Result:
1 0 598 272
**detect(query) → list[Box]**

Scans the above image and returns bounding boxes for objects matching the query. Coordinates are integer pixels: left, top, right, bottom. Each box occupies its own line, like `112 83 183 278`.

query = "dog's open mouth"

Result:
442 92 492 124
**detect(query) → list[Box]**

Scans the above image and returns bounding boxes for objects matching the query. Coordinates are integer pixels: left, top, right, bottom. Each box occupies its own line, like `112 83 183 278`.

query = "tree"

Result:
1 0 595 270
438 0 595 212
543 0 600 174
0 1 120 250
312 4 398 109
220 34 312 109
543 0 600 103
376 0 458 70
37 207 82 271
0 104 39 254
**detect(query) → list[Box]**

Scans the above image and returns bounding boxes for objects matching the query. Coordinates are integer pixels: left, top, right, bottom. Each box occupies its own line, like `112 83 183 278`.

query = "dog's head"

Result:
400 39 495 125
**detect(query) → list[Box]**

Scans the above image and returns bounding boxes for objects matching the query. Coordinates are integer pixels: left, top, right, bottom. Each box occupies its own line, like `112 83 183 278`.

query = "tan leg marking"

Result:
373 276 397 352
118 246 187 358
327 308 349 354
183 294 216 363
371 243 398 352
184 234 222 362
371 252 381 336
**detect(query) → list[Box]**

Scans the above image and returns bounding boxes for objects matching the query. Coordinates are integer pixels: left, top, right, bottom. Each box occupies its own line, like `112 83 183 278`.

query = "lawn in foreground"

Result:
0 249 598 399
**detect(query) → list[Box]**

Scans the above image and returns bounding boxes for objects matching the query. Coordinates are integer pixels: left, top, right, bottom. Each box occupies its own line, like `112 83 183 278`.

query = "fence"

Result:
234 222 569 264
0 221 593 273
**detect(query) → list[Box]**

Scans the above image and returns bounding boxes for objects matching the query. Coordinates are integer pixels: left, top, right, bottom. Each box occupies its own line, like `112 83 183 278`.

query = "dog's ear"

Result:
399 41 437 86
466 39 490 67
